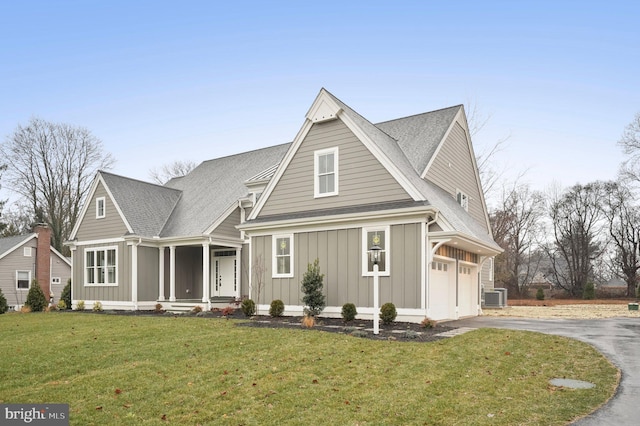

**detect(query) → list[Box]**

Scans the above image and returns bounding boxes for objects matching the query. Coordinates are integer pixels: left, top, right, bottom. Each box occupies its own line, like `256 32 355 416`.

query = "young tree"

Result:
301 259 325 317
0 118 114 254
545 182 606 297
149 160 197 185
601 180 640 297
489 183 545 297
25 279 47 312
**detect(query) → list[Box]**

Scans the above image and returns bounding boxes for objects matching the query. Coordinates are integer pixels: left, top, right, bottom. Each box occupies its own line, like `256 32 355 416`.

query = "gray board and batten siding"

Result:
424 121 488 232
251 223 422 310
72 241 131 302
257 119 412 218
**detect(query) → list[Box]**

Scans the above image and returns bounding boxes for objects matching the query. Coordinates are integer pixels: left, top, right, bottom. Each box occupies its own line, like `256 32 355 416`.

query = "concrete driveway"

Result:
449 316 639 425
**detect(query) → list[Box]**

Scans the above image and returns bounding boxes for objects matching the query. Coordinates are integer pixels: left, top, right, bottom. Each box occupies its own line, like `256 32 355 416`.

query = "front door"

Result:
211 252 237 298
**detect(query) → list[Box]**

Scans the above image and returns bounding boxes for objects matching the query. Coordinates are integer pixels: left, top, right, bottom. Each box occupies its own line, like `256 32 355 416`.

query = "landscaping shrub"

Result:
61 279 72 310
241 299 256 317
76 300 85 310
301 258 325 317
269 299 284 317
0 289 8 314
154 303 163 313
583 281 595 300
420 318 437 329
341 303 357 322
380 302 397 324
25 279 47 312
221 306 235 317
57 299 67 310
92 301 103 312
301 315 315 328
192 305 203 314
536 287 545 300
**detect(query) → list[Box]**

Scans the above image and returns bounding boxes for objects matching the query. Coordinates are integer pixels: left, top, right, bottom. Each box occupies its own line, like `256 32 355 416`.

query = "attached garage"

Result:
457 263 476 318
429 259 455 321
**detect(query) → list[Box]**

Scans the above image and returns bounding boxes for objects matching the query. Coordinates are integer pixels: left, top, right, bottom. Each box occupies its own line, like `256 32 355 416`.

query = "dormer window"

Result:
314 147 339 197
456 190 469 212
96 197 106 219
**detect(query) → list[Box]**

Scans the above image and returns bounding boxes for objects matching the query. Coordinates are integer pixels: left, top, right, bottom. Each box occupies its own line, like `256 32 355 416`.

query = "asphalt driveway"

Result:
449 316 639 425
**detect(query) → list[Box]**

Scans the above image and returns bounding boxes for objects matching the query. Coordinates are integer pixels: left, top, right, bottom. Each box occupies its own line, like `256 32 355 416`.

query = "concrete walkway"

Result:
448 317 639 425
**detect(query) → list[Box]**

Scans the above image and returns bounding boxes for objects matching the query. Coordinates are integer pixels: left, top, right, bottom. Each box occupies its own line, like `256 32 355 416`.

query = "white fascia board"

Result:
247 119 314 221
50 246 72 267
203 202 239 235
336 111 424 201
0 234 36 261
239 205 438 235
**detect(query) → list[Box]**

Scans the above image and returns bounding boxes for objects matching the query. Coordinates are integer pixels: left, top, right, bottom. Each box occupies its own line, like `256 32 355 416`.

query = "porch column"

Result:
158 247 165 301
202 242 210 306
169 245 176 302
235 248 241 298
131 241 139 311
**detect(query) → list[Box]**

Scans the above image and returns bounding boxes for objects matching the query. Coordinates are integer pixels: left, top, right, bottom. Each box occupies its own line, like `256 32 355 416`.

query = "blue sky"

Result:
1 0 638 206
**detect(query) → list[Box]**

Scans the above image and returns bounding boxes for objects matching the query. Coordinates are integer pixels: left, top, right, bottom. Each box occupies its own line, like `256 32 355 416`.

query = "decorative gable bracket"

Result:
306 90 342 123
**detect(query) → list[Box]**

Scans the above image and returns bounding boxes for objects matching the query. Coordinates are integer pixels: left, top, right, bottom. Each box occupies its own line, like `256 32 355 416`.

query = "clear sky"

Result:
1 0 638 206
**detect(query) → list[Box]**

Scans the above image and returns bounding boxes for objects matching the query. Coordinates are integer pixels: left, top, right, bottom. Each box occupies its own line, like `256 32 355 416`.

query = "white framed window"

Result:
16 270 31 290
51 277 61 285
456 190 469 211
459 265 472 275
23 247 32 257
85 246 118 286
362 226 390 276
314 147 339 197
272 234 294 278
96 197 106 219
431 261 449 272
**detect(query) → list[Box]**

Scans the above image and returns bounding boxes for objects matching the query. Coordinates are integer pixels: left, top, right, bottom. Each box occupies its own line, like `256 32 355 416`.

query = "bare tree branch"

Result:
149 160 197 185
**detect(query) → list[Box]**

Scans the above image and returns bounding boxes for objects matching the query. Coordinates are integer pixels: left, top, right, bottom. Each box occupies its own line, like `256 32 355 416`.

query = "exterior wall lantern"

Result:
368 241 382 335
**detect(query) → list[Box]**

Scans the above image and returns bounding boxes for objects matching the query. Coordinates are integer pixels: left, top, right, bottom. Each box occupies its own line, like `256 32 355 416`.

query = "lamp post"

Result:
369 242 382 335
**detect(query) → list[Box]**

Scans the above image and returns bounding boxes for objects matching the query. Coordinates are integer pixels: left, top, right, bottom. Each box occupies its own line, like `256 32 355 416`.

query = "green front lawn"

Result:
0 313 618 425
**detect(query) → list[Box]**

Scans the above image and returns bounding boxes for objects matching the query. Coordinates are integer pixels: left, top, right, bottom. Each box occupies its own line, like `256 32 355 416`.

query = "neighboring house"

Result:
0 225 71 309
67 89 501 322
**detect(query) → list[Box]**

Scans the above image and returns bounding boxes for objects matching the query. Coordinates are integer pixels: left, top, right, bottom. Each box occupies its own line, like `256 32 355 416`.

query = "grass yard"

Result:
0 313 618 425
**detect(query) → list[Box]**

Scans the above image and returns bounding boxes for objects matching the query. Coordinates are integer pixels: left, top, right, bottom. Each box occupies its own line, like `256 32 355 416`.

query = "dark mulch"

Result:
62 309 457 342
236 315 456 342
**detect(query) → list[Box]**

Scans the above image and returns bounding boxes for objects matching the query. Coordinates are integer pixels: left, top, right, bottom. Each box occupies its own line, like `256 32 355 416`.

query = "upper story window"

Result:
456 190 469 212
314 147 339 198
96 197 106 219
272 234 294 278
23 247 32 257
362 226 390 276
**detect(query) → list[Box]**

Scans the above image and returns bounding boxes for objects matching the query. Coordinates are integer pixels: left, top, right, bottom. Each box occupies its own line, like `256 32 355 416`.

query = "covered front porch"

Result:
156 241 244 311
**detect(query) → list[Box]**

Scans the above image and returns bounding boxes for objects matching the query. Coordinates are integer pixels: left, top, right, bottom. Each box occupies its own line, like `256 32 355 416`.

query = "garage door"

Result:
429 261 454 321
458 265 475 317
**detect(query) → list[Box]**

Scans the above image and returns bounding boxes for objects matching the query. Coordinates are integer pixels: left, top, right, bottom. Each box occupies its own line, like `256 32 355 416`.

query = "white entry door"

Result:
211 252 237 298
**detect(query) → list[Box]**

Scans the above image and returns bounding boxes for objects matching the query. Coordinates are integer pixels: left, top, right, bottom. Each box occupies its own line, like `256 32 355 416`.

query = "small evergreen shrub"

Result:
402 330 420 339
25 279 47 312
61 280 72 310
57 299 67 310
380 302 397 325
536 287 545 301
583 281 595 300
0 289 8 314
301 259 325 317
269 299 284 317
341 303 357 322
92 301 103 312
241 299 256 317
350 330 369 338
76 300 85 310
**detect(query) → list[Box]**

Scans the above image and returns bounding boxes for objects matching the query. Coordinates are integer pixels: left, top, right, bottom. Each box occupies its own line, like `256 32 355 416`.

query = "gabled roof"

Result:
100 171 182 238
375 105 461 175
0 234 36 261
160 143 291 237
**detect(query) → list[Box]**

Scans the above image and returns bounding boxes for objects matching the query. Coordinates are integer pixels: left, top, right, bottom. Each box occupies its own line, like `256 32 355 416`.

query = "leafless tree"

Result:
0 117 114 254
618 112 640 183
544 182 606 297
251 254 266 310
489 182 545 297
149 160 197 185
600 180 640 297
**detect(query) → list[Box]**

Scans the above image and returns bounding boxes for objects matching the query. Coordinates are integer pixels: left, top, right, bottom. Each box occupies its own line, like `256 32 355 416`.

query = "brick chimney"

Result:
34 224 51 300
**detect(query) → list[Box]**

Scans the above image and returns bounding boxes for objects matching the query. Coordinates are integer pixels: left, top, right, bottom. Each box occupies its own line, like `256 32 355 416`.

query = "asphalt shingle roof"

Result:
0 234 33 259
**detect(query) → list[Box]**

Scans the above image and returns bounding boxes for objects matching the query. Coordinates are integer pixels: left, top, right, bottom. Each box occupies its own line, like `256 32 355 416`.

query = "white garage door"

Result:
458 265 475 317
429 261 455 321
